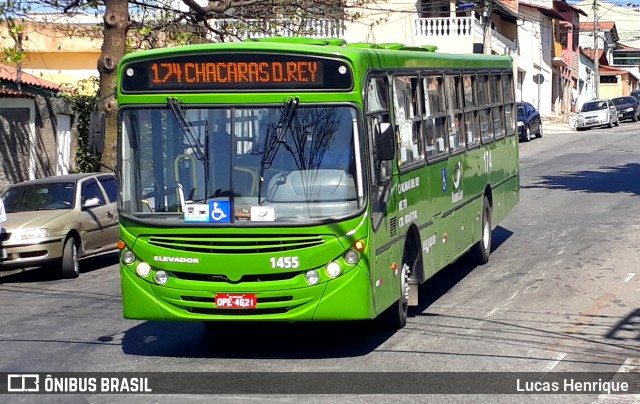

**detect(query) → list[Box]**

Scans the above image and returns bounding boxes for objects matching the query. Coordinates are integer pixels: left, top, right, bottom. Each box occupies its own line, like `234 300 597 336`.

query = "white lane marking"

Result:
543 352 566 371
593 358 640 404
484 307 499 318
623 273 636 283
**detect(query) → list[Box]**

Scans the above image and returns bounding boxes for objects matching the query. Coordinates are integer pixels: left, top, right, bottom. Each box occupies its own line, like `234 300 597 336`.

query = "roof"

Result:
556 0 588 17
615 43 640 52
0 89 35 98
579 21 619 42
599 65 631 75
0 64 61 92
8 173 113 187
581 48 608 66
521 3 566 20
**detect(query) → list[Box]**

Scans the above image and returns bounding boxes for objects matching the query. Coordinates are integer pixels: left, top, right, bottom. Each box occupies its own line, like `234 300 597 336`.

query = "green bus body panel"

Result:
118 40 518 323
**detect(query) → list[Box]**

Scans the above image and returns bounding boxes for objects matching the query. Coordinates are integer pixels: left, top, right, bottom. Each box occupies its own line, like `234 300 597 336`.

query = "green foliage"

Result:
2 21 25 64
60 91 100 173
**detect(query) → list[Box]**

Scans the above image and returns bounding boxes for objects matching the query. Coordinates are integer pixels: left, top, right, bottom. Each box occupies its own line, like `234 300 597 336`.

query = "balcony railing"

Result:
208 19 344 40
415 14 476 37
414 12 516 57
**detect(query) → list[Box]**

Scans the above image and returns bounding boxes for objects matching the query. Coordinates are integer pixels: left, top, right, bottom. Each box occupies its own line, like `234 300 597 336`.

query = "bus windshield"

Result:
120 105 364 224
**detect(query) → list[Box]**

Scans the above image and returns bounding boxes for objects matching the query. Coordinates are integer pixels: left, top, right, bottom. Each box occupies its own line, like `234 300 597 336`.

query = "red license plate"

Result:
215 294 257 309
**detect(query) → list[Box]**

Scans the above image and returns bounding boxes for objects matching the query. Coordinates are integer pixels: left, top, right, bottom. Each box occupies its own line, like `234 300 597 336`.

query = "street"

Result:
2 122 640 403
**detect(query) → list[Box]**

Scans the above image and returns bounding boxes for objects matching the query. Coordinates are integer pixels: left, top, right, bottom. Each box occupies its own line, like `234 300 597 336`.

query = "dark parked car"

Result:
517 102 542 142
611 96 640 122
630 90 640 103
0 173 119 278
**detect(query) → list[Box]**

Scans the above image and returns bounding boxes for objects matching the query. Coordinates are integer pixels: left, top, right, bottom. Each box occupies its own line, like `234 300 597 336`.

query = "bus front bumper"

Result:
121 264 373 322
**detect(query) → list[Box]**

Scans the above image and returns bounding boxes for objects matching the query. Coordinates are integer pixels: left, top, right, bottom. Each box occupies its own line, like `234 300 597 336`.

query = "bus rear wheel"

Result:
471 196 492 265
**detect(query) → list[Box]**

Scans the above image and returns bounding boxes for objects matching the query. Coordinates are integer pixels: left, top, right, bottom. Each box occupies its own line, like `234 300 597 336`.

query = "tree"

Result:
0 0 375 170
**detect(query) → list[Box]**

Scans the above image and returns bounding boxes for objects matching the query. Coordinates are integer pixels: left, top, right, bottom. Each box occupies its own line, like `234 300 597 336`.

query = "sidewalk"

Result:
541 115 575 134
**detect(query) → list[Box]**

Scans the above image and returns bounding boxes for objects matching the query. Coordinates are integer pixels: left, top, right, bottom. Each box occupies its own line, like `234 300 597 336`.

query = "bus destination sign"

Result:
121 53 353 93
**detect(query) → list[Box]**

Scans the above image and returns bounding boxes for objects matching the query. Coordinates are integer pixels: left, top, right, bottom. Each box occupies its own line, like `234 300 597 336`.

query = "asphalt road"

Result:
2 121 640 403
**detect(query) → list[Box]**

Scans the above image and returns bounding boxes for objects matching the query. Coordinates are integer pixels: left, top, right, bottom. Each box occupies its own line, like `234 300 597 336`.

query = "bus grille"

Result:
146 234 325 254
180 296 297 316
185 307 291 315
171 270 301 283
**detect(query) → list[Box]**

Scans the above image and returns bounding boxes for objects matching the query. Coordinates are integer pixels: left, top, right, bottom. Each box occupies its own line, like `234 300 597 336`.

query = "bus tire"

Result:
61 237 80 279
378 243 417 330
378 264 409 329
471 196 492 265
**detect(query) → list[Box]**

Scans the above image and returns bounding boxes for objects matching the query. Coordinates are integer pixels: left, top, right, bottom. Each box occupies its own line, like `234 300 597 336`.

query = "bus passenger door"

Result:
369 116 398 315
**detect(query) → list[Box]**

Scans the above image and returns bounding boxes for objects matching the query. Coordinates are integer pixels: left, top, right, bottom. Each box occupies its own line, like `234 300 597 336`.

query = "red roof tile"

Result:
0 64 61 91
599 65 631 75
0 89 35 98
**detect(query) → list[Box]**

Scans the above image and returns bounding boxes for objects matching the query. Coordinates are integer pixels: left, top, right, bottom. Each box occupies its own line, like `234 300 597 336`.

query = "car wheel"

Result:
633 113 638 122
608 116 613 128
536 125 543 138
61 237 80 279
524 125 531 142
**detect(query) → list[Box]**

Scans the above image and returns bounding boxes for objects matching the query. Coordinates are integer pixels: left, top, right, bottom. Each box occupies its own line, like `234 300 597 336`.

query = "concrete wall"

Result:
0 96 77 193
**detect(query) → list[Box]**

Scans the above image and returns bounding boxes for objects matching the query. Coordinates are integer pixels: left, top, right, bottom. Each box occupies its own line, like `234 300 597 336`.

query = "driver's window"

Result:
366 76 391 184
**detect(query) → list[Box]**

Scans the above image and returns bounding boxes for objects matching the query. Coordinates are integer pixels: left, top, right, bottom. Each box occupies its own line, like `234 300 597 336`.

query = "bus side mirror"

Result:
375 122 395 161
88 110 106 155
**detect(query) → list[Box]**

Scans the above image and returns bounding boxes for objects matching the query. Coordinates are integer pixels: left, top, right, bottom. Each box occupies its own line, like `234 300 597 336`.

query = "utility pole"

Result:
16 31 22 92
593 0 599 99
482 0 493 54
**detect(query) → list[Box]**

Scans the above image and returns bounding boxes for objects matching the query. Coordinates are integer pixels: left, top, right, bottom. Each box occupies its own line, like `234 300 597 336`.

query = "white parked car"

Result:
576 99 620 131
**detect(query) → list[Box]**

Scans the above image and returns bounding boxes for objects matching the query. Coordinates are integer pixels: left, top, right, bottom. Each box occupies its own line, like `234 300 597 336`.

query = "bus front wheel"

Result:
471 196 492 265
378 257 413 330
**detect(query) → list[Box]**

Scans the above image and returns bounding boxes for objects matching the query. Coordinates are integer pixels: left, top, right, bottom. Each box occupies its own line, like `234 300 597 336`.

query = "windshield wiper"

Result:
167 97 210 204
257 96 299 204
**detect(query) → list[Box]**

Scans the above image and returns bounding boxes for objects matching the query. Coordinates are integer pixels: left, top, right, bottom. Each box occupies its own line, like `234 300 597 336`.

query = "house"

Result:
0 63 77 192
516 1 586 117
580 21 640 97
0 13 102 94
343 0 518 59
576 49 596 109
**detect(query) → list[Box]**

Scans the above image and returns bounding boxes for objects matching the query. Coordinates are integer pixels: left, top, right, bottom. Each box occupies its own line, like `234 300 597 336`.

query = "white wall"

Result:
517 7 553 116
577 53 595 110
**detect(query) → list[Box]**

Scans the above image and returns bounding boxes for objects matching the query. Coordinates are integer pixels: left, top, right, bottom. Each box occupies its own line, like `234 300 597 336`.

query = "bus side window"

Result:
445 75 465 153
478 73 494 143
393 75 423 167
423 75 448 160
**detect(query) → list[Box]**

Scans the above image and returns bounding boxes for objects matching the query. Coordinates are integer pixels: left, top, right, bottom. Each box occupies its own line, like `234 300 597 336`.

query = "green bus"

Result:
116 37 519 328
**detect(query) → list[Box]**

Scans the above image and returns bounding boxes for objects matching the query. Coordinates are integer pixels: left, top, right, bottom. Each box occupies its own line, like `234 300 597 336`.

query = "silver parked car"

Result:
0 173 119 278
576 99 620 131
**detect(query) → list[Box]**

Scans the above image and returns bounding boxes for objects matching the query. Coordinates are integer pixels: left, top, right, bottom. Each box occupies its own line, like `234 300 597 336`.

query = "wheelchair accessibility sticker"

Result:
209 200 231 223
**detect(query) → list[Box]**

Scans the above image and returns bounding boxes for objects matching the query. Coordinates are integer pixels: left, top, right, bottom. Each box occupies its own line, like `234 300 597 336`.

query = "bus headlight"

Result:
136 262 151 277
305 270 319 285
154 270 169 285
344 249 359 265
326 262 342 278
122 249 136 265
